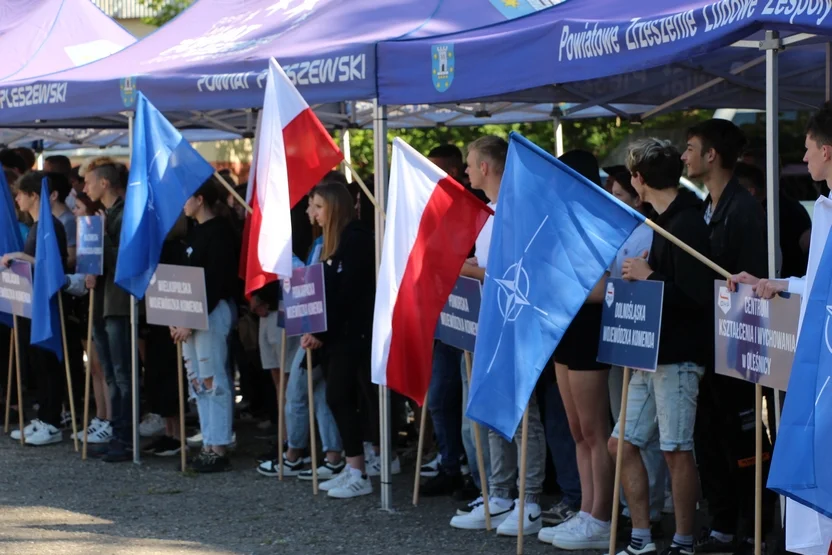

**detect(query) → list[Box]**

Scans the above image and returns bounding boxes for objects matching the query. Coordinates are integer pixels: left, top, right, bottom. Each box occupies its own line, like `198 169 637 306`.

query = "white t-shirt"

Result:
475 202 497 268
610 223 653 279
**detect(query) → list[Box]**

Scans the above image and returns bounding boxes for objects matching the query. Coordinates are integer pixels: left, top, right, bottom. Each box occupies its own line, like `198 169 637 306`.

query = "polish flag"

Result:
241 57 342 294
371 138 493 405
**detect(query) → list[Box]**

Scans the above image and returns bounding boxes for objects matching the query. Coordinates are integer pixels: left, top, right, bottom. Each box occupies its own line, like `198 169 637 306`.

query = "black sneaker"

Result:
191 452 232 473
695 531 735 554
420 470 463 497
452 476 480 501
102 441 131 463
733 540 765 555
151 436 182 457
142 436 170 454
456 496 485 516
661 546 695 555
619 543 658 555
542 499 579 525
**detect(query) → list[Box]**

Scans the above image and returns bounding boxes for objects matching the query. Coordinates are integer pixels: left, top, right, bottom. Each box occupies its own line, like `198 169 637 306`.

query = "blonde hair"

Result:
80 156 120 176
311 182 356 260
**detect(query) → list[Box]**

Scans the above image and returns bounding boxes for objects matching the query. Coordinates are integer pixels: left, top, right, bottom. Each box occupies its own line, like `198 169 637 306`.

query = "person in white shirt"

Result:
732 103 832 555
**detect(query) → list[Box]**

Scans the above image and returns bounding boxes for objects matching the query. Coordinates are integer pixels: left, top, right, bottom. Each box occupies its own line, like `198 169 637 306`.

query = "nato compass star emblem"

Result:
484 216 550 374
825 306 832 354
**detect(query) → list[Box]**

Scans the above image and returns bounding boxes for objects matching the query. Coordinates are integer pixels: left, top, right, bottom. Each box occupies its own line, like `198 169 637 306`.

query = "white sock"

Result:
349 466 364 479
588 515 611 528
492 497 513 509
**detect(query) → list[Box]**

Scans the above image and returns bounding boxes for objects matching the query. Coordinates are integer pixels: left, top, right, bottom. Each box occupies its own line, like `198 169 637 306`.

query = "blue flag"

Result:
115 93 215 299
768 229 832 518
466 133 645 440
31 178 64 360
1 168 23 328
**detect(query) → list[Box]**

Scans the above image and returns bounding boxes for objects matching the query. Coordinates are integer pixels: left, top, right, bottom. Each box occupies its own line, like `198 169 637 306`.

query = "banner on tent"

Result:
76 216 104 276
713 282 799 391
283 263 327 337
0 261 33 319
597 278 664 372
435 277 482 352
145 264 209 331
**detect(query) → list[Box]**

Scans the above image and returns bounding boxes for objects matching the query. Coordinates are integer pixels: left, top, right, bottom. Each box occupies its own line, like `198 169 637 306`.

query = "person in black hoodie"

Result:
609 139 711 555
300 181 377 499
172 177 238 473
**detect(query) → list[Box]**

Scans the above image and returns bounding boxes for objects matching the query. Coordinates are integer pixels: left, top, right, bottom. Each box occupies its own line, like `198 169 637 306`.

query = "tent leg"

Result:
373 99 393 513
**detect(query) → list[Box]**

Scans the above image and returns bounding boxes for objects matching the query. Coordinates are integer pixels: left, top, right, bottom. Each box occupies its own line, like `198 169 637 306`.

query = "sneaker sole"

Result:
420 470 439 478
257 467 303 478
327 487 373 499
496 521 544 537
450 513 510 530
552 537 611 550
154 449 182 457
298 472 339 481
25 436 62 446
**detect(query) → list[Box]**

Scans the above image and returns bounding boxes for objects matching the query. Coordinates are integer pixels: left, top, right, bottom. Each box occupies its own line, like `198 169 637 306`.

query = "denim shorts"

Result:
611 362 705 452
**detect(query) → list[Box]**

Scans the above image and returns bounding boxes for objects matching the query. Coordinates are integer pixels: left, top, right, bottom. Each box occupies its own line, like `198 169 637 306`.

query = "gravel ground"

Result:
0 421 596 555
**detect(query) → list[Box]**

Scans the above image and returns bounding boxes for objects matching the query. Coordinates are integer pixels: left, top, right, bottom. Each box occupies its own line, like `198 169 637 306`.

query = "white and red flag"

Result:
240 57 343 296
371 138 492 404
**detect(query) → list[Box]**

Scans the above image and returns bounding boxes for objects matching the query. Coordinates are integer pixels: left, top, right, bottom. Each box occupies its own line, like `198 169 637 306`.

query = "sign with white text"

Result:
75 215 103 275
714 282 800 391
597 278 664 371
283 263 327 337
144 264 209 330
435 277 482 352
0 261 33 319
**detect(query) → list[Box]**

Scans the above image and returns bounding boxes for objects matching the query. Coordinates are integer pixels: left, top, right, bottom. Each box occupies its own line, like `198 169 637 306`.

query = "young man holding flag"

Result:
610 139 712 555
2 172 69 445
733 103 832 555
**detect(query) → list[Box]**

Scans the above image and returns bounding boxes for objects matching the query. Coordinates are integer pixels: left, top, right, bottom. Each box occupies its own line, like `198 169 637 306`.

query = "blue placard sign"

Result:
597 277 664 372
283 263 327 337
0 261 33 319
435 276 482 352
76 215 104 275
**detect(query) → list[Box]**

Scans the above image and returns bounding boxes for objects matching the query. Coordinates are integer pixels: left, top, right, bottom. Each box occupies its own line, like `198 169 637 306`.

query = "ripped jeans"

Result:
183 300 233 447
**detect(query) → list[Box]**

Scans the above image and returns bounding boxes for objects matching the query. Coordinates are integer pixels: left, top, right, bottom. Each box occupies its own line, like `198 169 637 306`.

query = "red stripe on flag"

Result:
240 187 276 297
385 177 491 405
283 108 343 207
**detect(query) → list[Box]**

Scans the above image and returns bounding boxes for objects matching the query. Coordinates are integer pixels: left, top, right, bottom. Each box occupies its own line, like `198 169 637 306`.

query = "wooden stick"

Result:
464 351 492 530
755 384 763 555
214 171 252 214
177 342 186 472
13 317 24 445
412 391 429 506
344 161 385 220
306 348 319 494
57 295 79 452
4 332 13 433
517 407 530 555
82 291 95 460
610 367 632 555
277 332 286 481
645 219 731 279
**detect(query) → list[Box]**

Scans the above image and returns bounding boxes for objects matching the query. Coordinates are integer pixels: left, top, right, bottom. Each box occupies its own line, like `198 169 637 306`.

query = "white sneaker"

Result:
10 419 38 440
551 514 611 550
71 417 105 440
86 421 113 444
139 413 165 437
327 471 373 499
24 422 62 446
187 432 203 447
319 468 352 492
496 500 543 536
450 498 514 530
366 455 401 477
298 459 346 481
538 512 585 544
420 454 441 477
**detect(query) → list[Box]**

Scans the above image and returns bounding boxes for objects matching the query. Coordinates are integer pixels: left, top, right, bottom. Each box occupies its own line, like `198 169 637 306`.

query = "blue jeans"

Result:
461 356 490 489
428 342 464 475
542 378 582 508
183 301 233 447
93 316 131 444
286 338 342 453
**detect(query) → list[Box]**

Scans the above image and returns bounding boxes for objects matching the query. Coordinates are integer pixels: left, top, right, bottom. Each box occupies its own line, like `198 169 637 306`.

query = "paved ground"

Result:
0 422 586 555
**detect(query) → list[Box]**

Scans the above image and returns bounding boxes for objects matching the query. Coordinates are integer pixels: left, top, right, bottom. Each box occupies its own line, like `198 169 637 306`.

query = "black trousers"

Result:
29 345 64 428
695 372 776 538
142 324 182 418
325 338 379 458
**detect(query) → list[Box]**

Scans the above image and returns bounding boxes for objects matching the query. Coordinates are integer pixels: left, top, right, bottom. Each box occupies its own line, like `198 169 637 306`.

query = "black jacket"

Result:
647 189 713 366
317 220 375 343
704 178 768 278
183 216 239 314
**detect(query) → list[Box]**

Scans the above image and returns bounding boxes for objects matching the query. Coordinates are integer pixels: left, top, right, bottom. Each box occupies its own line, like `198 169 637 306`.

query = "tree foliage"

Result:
137 0 193 27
